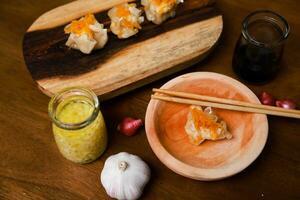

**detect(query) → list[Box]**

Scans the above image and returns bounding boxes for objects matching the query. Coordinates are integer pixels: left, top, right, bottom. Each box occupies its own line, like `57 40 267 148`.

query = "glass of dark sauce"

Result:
232 10 290 83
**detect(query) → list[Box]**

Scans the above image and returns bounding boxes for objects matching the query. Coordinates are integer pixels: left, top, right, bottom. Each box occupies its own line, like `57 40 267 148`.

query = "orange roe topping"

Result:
115 4 141 30
115 4 131 18
151 0 177 6
64 13 97 39
191 107 221 140
121 19 141 29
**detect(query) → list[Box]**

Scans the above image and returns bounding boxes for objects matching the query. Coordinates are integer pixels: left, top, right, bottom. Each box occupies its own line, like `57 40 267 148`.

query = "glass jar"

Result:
48 87 107 164
232 10 290 83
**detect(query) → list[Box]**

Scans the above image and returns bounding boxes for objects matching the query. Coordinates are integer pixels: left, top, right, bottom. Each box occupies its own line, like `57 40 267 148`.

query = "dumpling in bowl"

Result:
108 3 144 39
64 14 108 54
141 0 183 25
185 105 232 145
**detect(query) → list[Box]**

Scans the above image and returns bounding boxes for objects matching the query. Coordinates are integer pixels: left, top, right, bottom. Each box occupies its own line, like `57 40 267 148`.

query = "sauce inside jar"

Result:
233 20 284 82
49 88 107 164
232 10 289 83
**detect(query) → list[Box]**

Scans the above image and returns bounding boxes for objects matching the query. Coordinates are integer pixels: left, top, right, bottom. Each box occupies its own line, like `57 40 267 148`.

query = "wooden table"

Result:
0 0 299 199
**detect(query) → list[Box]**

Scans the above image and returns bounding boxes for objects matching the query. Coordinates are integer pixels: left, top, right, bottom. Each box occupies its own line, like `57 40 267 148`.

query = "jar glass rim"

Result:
242 10 290 47
48 87 100 130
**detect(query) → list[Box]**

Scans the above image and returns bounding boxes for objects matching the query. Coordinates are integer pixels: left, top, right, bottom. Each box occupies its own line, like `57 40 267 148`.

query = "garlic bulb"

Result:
101 152 151 200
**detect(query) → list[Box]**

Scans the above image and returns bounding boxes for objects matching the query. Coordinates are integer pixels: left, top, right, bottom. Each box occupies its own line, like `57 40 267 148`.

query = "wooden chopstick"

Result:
153 88 299 114
151 89 300 119
151 95 300 118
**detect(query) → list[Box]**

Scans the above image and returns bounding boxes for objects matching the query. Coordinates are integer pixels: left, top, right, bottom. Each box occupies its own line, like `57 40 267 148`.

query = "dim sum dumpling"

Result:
64 14 108 54
185 106 232 145
141 0 183 25
108 3 144 39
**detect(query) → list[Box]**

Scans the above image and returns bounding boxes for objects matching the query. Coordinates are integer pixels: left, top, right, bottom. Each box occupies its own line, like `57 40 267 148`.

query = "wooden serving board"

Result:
23 0 223 99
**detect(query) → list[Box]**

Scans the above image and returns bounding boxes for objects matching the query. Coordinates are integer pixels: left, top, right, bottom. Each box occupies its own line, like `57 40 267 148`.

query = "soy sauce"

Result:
232 11 289 83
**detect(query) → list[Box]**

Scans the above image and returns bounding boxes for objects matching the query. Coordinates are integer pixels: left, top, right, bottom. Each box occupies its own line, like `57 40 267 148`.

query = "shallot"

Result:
275 99 296 109
117 117 143 136
259 92 275 106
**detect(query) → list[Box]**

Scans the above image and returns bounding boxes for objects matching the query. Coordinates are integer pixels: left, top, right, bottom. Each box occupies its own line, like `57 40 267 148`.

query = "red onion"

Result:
117 117 143 136
275 99 296 109
259 92 275 106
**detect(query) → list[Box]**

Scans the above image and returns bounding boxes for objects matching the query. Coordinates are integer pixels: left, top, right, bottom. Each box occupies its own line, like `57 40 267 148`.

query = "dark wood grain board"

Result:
23 0 222 99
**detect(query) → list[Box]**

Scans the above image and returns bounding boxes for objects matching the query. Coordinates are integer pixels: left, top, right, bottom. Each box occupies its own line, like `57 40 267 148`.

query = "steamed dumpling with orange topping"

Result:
64 14 108 54
141 0 184 25
185 106 232 145
108 3 144 39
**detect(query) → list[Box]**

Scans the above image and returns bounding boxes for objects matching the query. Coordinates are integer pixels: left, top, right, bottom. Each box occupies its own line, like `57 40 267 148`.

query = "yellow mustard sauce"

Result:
52 95 107 164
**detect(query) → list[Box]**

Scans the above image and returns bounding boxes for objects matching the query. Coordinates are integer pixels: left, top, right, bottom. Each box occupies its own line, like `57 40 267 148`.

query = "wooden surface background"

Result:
0 0 299 199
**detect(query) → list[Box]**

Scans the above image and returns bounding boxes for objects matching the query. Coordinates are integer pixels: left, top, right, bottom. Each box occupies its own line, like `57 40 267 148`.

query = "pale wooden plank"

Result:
37 15 223 98
28 0 134 32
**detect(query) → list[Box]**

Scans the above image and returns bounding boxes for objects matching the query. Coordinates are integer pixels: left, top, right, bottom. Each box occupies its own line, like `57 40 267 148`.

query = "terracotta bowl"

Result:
145 72 268 180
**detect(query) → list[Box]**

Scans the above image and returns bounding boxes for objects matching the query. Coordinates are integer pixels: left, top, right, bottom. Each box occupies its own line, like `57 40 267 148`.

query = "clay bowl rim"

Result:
145 72 268 181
